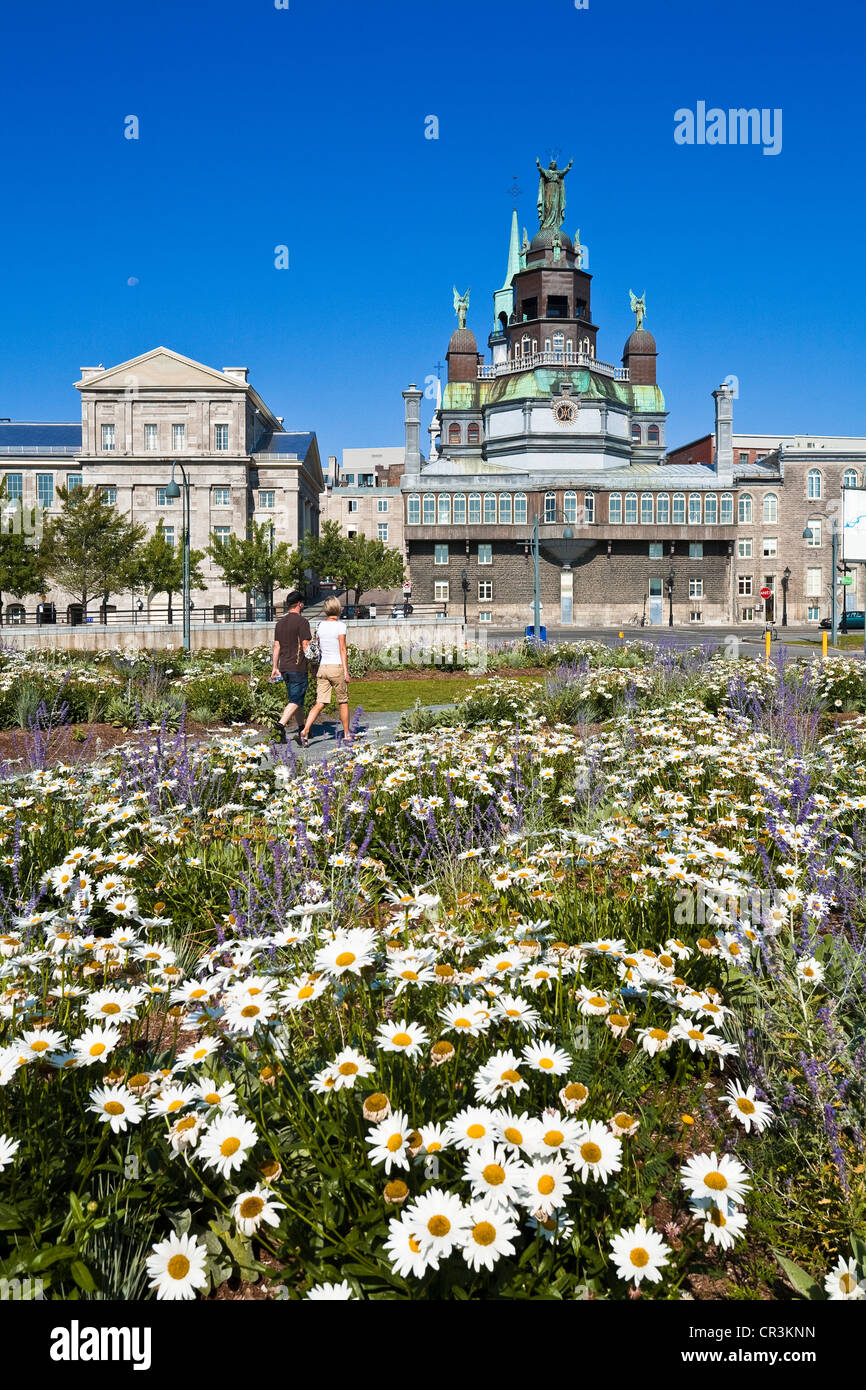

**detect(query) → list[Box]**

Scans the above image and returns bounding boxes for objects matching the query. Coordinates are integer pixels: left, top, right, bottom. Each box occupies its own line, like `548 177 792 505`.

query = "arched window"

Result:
468 493 482 524
648 424 660 445
408 494 420 526
448 423 461 445
704 493 718 525
609 493 622 524
625 492 638 524
565 340 574 359
843 469 858 489
631 423 642 443
483 493 497 525
553 332 564 361
498 493 512 524
422 494 435 524
7 603 25 625
584 491 595 524
720 493 734 524
688 494 702 524
467 423 480 445
522 336 531 357
807 469 822 500
453 493 466 524
763 492 778 524
564 490 577 523
656 493 670 524
672 493 686 524
438 494 451 524
738 492 752 523
641 493 654 525
544 491 557 523
514 493 528 525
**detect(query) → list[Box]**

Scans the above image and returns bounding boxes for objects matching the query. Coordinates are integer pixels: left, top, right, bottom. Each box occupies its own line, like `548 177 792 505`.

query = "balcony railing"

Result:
478 352 629 382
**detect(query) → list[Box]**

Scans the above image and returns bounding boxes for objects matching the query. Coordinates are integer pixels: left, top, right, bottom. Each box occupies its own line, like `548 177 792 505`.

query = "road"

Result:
487 626 864 661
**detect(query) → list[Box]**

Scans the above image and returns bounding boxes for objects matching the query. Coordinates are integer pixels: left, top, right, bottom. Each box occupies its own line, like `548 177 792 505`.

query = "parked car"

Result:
819 611 865 630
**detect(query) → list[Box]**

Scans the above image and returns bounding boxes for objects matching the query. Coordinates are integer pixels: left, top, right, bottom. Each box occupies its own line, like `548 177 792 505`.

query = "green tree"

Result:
339 534 405 608
206 520 304 619
302 519 348 582
133 522 206 622
0 496 49 624
42 486 147 623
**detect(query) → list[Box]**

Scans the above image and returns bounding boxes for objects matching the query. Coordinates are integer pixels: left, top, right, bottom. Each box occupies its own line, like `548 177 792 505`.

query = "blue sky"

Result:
1 0 863 462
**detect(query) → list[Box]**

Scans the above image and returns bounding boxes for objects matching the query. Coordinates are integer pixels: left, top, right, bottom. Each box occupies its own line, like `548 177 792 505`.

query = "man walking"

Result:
271 590 312 744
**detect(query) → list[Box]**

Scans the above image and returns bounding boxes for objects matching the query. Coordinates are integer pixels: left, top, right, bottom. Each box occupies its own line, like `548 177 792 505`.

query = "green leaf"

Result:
70 1260 98 1293
30 1244 78 1273
775 1254 824 1300
0 1201 27 1231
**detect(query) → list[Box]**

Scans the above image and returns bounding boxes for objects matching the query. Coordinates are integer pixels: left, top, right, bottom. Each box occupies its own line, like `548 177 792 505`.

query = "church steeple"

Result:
491 211 521 360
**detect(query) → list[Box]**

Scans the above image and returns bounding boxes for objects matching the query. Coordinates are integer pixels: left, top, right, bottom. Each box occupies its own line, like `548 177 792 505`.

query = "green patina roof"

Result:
443 367 665 414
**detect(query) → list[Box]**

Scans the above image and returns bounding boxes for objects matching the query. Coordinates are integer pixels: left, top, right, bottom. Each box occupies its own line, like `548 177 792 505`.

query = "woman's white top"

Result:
317 619 347 666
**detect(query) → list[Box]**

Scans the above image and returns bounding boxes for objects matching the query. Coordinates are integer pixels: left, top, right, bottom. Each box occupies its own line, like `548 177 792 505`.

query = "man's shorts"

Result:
316 663 349 705
282 672 309 705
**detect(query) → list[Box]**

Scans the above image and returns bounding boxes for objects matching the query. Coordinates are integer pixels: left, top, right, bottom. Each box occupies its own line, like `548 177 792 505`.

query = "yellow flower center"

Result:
167 1254 190 1281
482 1163 506 1186
167 1099 184 1112
649 1028 668 1041
630 1247 649 1268
472 1221 497 1247
408 1235 421 1253
500 1069 521 1083
128 1073 149 1088
176 1117 197 1132
103 1101 125 1116
614 1113 635 1129
384 1180 408 1201
538 1057 554 1070
239 1197 264 1220
89 1043 106 1056
453 1017 471 1029
503 1127 523 1145
840 1273 856 1294
427 1215 451 1238
386 1134 404 1153
736 1098 756 1114
338 1062 358 1076
537 1175 556 1196
466 1124 485 1139
401 970 418 981
588 996 607 1009
220 1137 241 1157
580 1142 602 1164
335 951 355 967
704 1171 727 1191
543 1130 564 1147
297 986 314 1000
30 1040 50 1052
241 1005 259 1018
392 1032 412 1047
101 1003 121 1015
563 1083 588 1101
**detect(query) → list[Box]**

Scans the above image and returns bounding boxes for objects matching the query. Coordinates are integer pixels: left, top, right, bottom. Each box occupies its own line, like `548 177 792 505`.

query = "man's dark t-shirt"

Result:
274 612 312 673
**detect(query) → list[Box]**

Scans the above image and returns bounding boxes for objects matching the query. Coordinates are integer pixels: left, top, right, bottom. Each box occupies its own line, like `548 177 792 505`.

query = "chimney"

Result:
713 383 734 484
402 383 423 475
222 367 249 383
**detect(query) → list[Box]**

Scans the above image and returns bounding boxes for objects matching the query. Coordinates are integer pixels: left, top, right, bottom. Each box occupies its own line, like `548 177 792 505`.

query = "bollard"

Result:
822 630 828 660
765 629 771 666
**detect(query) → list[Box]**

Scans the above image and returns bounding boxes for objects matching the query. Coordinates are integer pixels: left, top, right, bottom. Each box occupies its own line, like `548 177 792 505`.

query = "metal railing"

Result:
478 351 629 381
0 605 281 628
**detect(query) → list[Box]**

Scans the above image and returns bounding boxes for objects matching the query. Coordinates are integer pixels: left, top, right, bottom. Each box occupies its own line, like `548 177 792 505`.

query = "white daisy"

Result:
680 1150 751 1210
609 1222 671 1286
824 1253 866 1300
146 1231 208 1301
88 1084 145 1133
460 1201 520 1272
570 1121 622 1184
198 1113 258 1178
232 1185 285 1236
725 1081 773 1134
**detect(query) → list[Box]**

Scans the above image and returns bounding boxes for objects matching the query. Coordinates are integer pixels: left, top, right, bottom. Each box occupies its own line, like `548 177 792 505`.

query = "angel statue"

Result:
453 285 471 329
536 156 574 230
629 290 647 332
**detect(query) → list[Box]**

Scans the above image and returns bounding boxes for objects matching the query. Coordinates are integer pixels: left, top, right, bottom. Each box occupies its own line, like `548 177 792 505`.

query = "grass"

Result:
347 673 545 712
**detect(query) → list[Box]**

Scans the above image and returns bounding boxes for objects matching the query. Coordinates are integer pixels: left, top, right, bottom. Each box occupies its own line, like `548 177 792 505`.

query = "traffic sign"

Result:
840 576 854 587
760 586 772 599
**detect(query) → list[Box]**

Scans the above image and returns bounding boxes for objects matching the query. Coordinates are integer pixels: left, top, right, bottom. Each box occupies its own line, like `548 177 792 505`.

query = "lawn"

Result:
349 673 545 713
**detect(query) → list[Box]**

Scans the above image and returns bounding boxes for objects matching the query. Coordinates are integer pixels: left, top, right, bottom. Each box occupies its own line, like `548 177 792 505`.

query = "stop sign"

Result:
760 586 772 599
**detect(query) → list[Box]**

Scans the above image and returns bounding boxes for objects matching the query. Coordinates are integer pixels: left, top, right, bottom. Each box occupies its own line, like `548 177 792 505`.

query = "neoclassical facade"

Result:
0 347 322 619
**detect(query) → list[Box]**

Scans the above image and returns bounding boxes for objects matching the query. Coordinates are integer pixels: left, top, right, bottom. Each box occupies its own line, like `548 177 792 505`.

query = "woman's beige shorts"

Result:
316 663 349 705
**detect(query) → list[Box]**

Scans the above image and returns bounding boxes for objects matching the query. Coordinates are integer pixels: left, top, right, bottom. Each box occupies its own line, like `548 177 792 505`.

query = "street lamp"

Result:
666 566 675 627
164 461 190 653
460 567 469 625
781 566 791 627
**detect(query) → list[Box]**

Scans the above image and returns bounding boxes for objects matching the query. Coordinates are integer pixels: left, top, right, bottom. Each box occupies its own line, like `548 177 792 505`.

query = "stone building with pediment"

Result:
0 347 322 621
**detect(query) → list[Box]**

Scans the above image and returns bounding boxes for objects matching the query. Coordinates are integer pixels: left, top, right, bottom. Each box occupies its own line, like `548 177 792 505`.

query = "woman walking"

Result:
300 597 352 747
